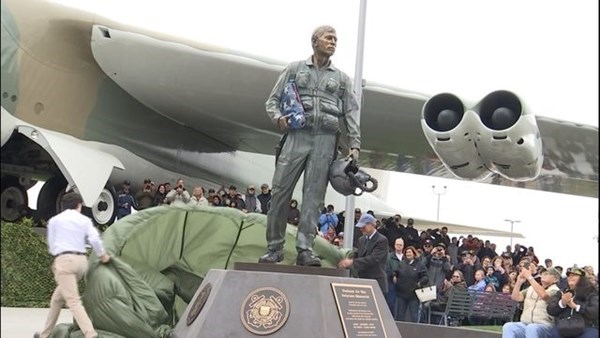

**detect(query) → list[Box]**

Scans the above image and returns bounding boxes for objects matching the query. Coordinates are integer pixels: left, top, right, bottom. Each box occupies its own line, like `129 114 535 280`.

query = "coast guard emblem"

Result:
240 287 290 335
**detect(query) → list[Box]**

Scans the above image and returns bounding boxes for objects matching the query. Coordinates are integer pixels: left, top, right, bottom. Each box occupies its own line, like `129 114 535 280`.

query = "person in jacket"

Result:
286 199 300 226
165 178 191 207
426 242 452 291
153 184 167 206
116 180 135 219
242 185 261 213
502 266 561 338
135 178 155 210
424 269 468 324
319 204 339 234
547 267 599 338
386 237 405 317
257 183 272 215
338 214 389 297
469 269 487 292
189 186 209 206
392 245 429 322
259 25 361 267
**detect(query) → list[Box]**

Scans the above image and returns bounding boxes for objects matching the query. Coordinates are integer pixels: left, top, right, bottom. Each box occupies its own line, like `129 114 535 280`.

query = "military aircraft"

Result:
1 0 597 229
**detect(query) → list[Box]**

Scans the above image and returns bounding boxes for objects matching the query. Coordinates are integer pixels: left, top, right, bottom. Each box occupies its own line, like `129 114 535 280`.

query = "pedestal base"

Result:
172 265 401 337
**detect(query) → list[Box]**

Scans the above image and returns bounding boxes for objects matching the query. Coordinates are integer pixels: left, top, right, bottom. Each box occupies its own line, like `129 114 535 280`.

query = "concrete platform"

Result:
2 306 502 338
1 307 73 338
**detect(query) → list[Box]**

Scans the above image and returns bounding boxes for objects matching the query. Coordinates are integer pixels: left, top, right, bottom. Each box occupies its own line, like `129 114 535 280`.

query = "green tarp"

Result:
52 206 350 337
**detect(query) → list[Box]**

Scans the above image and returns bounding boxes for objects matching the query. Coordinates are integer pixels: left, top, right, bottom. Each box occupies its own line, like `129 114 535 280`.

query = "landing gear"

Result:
37 175 67 223
0 176 29 222
82 183 116 231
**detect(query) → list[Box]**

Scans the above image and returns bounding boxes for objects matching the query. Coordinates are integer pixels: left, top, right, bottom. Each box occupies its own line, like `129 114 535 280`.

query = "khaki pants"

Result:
40 254 97 338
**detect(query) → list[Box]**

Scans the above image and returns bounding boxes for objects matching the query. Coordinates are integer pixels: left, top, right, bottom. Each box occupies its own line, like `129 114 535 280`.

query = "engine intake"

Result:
421 90 543 181
421 93 490 180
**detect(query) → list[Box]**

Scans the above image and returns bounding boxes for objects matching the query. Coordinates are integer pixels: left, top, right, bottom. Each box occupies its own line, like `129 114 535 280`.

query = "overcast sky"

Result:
53 0 599 271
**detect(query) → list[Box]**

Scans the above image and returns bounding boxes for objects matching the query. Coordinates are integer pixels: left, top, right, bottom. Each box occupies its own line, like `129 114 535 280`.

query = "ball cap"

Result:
544 267 562 280
356 214 376 228
566 267 585 277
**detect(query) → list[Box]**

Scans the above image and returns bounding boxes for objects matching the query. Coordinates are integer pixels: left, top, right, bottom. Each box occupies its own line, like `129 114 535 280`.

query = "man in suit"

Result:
338 214 389 297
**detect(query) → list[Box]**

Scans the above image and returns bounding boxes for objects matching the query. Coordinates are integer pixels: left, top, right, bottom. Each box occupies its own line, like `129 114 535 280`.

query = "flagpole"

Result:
343 0 367 250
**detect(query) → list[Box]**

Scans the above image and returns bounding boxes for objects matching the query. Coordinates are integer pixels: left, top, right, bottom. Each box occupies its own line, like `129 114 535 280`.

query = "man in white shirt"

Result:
35 192 111 338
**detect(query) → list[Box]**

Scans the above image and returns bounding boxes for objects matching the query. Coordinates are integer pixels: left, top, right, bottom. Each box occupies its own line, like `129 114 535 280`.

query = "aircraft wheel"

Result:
0 176 28 222
83 183 117 230
37 175 68 222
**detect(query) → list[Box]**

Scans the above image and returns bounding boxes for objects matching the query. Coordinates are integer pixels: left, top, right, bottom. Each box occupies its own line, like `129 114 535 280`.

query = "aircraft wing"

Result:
88 25 598 198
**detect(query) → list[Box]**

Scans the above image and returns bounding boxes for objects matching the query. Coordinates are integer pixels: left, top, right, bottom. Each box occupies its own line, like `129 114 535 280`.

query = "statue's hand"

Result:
277 116 289 131
347 148 360 161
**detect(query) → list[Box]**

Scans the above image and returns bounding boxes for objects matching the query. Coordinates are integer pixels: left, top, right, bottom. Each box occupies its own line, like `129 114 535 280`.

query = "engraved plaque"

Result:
331 283 387 338
240 286 290 335
187 283 212 326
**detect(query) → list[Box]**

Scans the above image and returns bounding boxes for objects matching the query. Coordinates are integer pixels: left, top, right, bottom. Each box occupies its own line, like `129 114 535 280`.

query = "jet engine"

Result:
474 90 543 181
421 90 543 181
421 93 491 180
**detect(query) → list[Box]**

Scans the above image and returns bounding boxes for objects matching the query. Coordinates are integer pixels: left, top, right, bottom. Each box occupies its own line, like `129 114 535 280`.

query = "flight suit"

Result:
264 56 361 262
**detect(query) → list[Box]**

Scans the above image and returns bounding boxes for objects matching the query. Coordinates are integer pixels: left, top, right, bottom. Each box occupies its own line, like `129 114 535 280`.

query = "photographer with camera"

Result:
135 178 155 210
165 178 191 207
512 243 528 266
319 204 338 234
457 250 482 287
426 242 452 292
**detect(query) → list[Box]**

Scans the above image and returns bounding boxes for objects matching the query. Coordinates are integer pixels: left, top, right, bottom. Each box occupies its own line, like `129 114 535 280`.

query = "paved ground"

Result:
1 307 73 338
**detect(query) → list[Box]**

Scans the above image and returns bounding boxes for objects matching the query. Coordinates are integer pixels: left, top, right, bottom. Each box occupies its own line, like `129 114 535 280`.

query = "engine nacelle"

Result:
474 90 543 181
421 90 543 181
421 93 491 180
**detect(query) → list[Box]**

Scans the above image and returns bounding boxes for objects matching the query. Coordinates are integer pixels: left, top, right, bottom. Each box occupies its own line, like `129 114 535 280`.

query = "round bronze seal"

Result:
186 283 212 326
240 286 290 335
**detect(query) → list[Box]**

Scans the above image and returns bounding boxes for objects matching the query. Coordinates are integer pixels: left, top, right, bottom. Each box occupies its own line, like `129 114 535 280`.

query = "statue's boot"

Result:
296 250 321 267
258 250 284 263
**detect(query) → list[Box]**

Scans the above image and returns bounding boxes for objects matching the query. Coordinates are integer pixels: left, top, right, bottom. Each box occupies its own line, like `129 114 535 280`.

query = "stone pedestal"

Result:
172 264 401 337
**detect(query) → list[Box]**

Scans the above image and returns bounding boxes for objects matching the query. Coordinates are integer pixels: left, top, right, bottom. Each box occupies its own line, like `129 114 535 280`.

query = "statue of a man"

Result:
259 25 361 266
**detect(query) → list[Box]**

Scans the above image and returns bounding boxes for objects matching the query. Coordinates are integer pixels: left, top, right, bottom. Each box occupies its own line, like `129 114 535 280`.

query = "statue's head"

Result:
311 25 337 55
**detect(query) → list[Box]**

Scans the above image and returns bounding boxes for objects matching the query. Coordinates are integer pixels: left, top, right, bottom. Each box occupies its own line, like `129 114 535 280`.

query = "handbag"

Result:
556 308 585 337
415 285 437 302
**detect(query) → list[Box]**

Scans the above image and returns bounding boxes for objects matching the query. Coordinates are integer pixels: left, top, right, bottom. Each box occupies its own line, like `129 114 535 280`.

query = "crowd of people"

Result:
114 177 598 336
114 178 274 219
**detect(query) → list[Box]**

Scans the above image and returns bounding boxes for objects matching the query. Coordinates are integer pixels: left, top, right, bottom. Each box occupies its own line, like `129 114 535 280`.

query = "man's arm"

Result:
85 220 107 258
255 199 262 213
265 63 296 127
165 190 177 202
521 268 555 301
181 191 191 204
353 236 388 270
